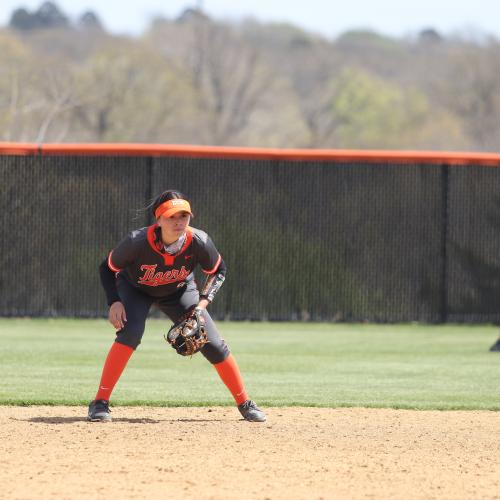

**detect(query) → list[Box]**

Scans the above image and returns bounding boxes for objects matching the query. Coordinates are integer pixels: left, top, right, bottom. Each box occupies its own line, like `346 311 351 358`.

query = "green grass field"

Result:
0 318 498 410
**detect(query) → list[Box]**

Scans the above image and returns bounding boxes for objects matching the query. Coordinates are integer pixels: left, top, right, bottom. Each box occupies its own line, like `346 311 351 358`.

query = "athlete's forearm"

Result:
99 258 121 306
195 298 210 310
199 259 226 304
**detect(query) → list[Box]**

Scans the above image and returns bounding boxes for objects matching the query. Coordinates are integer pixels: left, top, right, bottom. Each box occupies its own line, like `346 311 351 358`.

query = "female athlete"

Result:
88 189 266 422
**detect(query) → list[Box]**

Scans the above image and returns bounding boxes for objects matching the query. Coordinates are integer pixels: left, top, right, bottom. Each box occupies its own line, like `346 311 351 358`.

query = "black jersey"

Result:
107 225 221 298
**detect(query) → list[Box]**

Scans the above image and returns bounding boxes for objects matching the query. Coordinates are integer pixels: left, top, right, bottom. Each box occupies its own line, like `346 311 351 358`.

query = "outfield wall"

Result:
2 143 500 322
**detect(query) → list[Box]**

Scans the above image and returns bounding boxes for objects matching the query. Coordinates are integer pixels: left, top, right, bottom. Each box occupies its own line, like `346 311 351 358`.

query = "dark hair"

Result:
134 190 190 224
150 190 190 218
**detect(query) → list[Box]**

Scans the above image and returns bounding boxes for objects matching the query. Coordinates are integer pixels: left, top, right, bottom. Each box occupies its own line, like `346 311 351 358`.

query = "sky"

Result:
1 0 500 39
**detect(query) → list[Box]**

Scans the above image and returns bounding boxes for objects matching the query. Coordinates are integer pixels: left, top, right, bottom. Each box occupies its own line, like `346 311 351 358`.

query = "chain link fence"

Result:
2 151 500 322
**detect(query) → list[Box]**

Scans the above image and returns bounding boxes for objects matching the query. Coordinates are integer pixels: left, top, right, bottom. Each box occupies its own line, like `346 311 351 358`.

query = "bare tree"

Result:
148 17 278 145
190 19 280 144
439 42 500 151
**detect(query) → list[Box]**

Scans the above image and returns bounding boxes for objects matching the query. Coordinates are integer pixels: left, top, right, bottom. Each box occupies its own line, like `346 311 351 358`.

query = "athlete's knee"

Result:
199 312 230 363
201 341 230 364
115 321 145 350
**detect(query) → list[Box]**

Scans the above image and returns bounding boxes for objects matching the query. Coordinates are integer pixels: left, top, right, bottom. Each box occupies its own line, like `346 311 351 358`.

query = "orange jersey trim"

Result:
146 225 193 266
107 251 122 273
203 254 222 275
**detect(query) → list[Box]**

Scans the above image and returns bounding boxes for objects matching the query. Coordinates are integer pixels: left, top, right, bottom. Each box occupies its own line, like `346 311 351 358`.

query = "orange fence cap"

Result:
1 142 500 166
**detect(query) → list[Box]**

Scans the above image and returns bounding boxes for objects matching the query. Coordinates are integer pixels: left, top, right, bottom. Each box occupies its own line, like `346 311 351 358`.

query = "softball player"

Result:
88 189 266 422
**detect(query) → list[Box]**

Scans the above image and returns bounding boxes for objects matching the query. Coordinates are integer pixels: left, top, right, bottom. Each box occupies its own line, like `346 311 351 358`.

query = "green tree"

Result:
9 2 69 31
329 68 467 149
72 40 197 142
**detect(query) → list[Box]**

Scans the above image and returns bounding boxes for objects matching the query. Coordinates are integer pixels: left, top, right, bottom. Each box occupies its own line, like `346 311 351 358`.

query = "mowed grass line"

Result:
0 318 498 410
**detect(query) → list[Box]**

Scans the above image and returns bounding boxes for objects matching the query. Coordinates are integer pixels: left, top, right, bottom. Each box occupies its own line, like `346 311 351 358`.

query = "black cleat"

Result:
238 400 266 422
88 399 112 422
489 339 500 352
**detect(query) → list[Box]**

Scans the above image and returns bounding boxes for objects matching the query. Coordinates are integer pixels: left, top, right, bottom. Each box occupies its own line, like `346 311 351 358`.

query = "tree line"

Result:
1 1 500 151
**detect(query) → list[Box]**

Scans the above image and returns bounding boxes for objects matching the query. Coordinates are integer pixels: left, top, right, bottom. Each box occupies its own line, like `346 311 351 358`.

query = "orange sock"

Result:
213 354 249 405
95 342 134 401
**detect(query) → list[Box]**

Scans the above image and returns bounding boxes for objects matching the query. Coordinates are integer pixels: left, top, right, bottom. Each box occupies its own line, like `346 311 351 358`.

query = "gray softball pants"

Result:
114 275 230 364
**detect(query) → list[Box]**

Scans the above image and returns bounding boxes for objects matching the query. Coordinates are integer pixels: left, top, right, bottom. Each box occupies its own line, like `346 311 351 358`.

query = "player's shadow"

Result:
20 417 222 424
22 417 162 424
174 418 223 423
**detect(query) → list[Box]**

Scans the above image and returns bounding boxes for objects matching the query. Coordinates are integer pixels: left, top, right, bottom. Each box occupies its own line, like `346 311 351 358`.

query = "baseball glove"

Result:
165 308 208 356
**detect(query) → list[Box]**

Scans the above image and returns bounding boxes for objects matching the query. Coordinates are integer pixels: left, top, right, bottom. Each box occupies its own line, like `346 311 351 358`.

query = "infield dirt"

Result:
1 406 499 499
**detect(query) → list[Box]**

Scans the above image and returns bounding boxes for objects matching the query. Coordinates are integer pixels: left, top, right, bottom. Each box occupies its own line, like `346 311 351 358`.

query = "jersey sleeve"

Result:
107 234 138 272
99 258 121 306
193 231 222 274
200 258 227 302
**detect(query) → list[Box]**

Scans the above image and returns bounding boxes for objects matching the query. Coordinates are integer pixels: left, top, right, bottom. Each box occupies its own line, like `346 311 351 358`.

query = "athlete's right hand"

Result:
109 301 127 330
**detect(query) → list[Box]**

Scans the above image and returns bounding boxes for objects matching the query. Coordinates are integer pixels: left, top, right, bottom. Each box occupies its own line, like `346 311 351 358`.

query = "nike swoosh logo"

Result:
185 255 193 260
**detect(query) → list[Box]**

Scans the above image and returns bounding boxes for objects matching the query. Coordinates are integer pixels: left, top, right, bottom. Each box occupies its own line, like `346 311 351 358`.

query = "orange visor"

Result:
155 199 193 219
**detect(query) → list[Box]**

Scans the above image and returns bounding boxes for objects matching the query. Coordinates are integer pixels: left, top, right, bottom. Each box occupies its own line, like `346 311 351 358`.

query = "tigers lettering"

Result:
137 264 190 287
